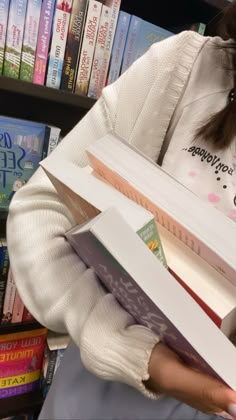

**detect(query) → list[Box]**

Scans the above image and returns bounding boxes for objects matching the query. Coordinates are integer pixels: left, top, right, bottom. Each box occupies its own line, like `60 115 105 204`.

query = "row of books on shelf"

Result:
0 327 68 401
0 0 206 98
41 132 236 391
0 114 62 326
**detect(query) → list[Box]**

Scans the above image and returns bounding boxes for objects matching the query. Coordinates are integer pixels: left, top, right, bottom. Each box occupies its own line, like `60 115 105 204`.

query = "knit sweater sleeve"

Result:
6 31 203 397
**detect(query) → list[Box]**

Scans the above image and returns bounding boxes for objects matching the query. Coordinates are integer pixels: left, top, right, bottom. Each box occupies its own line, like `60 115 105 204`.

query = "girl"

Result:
7 2 236 419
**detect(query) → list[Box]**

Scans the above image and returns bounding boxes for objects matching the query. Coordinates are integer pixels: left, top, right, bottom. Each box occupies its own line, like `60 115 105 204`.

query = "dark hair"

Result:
196 0 236 150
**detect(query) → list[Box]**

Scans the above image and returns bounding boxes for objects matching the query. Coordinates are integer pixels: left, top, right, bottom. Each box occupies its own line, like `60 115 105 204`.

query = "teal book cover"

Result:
0 116 48 209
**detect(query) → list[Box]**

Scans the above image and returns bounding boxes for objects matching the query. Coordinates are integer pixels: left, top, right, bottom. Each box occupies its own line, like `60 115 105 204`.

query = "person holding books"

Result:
6 1 236 419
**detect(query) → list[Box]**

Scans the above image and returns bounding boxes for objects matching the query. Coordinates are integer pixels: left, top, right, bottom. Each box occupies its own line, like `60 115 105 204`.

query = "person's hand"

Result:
146 342 236 419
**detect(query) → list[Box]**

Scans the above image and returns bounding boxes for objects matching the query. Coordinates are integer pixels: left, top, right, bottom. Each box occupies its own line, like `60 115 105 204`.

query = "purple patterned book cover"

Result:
66 228 223 384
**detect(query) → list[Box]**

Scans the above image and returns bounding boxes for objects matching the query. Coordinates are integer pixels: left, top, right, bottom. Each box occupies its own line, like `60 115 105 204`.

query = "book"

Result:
19 0 43 82
121 16 173 75
46 125 61 155
0 238 9 321
86 133 236 287
87 4 111 99
107 10 131 85
40 155 236 336
87 0 121 99
3 0 28 78
74 0 102 96
1 267 16 324
33 0 57 85
40 156 167 266
0 0 10 74
22 307 35 323
60 0 89 92
65 206 236 389
0 116 50 210
46 0 73 89
0 328 47 399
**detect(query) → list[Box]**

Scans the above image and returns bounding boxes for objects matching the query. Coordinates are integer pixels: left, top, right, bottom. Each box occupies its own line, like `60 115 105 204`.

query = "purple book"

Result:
66 207 236 390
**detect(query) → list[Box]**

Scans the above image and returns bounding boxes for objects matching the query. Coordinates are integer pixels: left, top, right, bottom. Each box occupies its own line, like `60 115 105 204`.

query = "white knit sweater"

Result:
7 31 209 397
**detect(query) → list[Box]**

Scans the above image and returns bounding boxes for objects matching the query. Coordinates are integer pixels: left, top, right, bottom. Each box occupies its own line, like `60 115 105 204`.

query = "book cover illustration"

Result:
60 0 89 92
3 0 28 78
20 0 43 81
0 116 48 209
0 328 47 399
46 0 73 89
107 10 131 85
33 0 56 85
0 0 10 74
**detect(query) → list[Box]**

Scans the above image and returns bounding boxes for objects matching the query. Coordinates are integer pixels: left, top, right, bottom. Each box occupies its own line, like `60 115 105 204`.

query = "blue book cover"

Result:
121 16 174 74
107 10 131 85
132 20 173 63
0 116 49 209
120 15 141 74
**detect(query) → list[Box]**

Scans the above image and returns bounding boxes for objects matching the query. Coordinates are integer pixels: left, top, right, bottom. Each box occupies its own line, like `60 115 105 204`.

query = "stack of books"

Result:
41 131 236 391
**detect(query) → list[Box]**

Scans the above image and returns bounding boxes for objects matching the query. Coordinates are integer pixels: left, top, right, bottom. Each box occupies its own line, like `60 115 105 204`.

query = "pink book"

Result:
33 0 57 85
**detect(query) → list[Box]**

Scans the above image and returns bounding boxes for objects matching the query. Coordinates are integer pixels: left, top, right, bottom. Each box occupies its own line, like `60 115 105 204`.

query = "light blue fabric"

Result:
39 341 223 420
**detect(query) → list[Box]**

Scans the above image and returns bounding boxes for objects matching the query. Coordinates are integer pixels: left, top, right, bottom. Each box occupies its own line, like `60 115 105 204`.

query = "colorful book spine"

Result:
87 4 111 99
1 268 16 324
11 289 25 323
33 0 56 85
87 0 121 99
3 0 28 78
60 0 89 92
46 0 73 89
107 10 131 85
75 0 102 96
0 0 10 74
19 0 43 81
0 239 9 320
0 328 47 399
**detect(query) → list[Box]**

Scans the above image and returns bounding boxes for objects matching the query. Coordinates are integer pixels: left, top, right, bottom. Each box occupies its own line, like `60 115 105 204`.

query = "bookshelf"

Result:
0 0 230 417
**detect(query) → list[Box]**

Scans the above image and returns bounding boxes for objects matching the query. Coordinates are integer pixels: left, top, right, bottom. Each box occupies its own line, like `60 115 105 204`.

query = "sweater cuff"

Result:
79 295 161 399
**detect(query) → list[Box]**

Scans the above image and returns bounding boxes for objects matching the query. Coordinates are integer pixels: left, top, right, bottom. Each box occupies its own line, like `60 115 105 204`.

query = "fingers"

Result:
148 343 236 416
